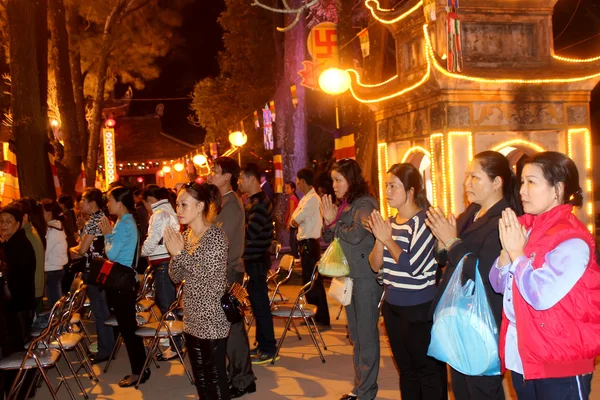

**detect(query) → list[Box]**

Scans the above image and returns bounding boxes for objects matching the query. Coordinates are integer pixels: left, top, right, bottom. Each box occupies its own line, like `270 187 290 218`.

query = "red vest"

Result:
498 204 600 379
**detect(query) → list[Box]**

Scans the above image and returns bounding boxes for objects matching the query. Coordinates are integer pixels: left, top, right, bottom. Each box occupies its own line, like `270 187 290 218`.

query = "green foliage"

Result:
190 0 276 143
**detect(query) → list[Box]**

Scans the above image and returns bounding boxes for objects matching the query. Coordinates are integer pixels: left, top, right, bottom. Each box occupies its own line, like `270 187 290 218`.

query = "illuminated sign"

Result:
103 128 117 187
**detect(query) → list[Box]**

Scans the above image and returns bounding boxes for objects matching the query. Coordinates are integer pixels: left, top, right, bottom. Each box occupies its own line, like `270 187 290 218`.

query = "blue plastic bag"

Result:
428 254 501 376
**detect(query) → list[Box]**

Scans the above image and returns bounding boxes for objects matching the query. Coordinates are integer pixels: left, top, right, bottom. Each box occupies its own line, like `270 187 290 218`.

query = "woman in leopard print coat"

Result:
165 182 231 400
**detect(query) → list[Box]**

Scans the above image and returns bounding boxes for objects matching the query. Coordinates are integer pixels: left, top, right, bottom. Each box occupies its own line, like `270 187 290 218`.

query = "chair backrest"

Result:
278 255 294 271
136 269 155 301
164 281 184 321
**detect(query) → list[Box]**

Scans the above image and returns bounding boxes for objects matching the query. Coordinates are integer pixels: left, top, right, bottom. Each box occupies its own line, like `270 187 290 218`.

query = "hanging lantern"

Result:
229 131 248 147
162 165 172 173
174 162 185 172
193 154 208 165
105 118 116 128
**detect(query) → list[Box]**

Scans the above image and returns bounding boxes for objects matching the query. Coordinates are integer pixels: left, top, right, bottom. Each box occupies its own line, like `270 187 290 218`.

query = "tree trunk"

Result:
66 5 89 164
85 0 131 185
7 0 55 199
337 0 378 193
35 0 48 132
49 0 82 195
272 0 308 247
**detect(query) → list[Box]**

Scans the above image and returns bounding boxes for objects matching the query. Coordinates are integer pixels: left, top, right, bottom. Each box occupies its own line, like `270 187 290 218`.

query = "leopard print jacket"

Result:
169 224 230 339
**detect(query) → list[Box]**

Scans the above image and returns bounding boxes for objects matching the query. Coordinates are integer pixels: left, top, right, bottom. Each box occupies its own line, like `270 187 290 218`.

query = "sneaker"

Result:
251 351 280 365
249 347 260 357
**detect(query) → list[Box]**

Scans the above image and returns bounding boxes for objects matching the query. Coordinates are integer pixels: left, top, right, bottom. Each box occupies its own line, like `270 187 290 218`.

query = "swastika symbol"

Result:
313 29 337 59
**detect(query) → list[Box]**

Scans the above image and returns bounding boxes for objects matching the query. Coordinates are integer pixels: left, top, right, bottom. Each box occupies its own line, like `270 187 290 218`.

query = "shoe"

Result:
251 351 280 365
316 323 332 332
249 347 260 357
230 381 257 398
339 394 357 400
90 354 110 364
118 368 151 387
157 349 178 361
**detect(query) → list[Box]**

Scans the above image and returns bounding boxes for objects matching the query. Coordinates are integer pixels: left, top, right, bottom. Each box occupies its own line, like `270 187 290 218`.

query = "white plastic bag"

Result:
428 255 501 376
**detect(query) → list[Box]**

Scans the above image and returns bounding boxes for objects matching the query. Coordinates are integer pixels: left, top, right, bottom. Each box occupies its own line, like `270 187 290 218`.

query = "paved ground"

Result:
32 279 600 399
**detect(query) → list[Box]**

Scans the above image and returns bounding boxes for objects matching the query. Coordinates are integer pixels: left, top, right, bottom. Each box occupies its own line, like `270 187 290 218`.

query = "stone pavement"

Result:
32 282 600 399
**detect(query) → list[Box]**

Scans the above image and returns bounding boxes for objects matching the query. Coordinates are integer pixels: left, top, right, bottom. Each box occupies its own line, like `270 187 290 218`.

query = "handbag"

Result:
427 254 501 376
88 258 136 291
328 276 353 306
221 282 247 324
318 238 350 277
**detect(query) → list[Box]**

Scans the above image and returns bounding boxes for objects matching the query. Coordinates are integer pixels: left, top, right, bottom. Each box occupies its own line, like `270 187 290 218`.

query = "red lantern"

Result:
105 118 116 128
137 176 144 183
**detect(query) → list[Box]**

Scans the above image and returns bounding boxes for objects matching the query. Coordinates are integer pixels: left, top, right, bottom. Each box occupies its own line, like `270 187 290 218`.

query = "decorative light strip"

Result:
377 143 390 218
401 146 431 163
347 61 430 103
447 132 473 215
429 136 438 208
365 0 424 24
553 54 600 63
429 133 448 213
346 69 399 88
567 128 592 170
423 25 600 84
102 128 116 187
491 139 545 153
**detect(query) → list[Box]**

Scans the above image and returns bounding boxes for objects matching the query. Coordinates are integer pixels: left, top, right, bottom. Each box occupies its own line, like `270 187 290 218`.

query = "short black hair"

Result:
241 162 261 182
296 168 314 186
214 156 241 191
285 181 296 192
58 195 75 209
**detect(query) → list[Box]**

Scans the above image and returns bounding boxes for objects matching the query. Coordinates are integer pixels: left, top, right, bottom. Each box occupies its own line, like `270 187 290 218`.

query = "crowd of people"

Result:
0 150 598 400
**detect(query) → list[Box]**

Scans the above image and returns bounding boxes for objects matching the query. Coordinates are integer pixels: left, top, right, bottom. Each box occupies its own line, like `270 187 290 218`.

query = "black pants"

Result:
511 371 592 400
226 269 255 390
450 367 504 400
245 253 276 354
185 333 230 400
106 286 146 375
298 238 330 325
289 227 298 258
382 300 447 400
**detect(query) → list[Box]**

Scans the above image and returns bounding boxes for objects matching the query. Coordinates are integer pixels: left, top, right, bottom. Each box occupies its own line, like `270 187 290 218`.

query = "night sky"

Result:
128 0 600 144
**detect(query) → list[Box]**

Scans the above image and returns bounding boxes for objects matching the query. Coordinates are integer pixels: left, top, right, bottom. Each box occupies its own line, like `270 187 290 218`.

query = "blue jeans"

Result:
45 269 65 305
511 371 592 400
82 273 116 358
154 261 182 349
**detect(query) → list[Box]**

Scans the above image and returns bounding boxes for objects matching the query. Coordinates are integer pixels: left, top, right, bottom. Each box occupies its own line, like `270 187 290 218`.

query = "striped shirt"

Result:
382 210 438 306
243 191 274 261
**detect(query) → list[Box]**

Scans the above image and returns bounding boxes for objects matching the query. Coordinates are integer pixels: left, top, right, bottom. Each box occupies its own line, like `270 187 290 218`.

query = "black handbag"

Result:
220 282 247 324
88 257 136 291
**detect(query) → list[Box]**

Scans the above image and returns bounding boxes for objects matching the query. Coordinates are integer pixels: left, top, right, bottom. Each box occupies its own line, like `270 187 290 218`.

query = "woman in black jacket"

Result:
425 151 521 400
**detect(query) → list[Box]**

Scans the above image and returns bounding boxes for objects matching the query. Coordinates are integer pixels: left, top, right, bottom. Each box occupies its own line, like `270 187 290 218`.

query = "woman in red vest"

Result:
490 151 600 399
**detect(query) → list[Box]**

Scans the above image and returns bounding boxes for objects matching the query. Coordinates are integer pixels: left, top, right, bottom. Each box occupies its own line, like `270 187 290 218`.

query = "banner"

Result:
273 151 283 194
358 28 370 58
48 152 62 196
262 104 274 150
253 111 260 129
210 142 218 159
1 142 19 202
290 84 298 108
300 22 339 90
334 127 356 160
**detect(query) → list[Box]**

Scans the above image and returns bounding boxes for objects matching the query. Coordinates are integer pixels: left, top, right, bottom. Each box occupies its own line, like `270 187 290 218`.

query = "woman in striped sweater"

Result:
368 163 446 400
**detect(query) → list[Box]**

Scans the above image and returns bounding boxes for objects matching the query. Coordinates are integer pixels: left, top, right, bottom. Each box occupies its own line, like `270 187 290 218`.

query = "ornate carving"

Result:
448 106 470 128
430 106 442 131
474 103 563 126
567 106 588 125
462 23 537 62
385 108 430 141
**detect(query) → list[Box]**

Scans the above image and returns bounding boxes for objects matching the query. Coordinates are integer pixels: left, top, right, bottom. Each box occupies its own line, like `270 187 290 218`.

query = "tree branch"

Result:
251 0 318 31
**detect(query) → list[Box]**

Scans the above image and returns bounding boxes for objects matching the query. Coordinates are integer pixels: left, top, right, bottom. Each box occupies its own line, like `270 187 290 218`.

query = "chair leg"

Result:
171 334 194 385
272 314 294 365
53 360 78 400
290 319 302 340
103 333 122 373
79 322 93 348
76 342 99 381
135 335 161 389
60 348 89 399
309 316 328 350
304 317 326 363
23 370 41 400
7 368 28 400
336 304 344 320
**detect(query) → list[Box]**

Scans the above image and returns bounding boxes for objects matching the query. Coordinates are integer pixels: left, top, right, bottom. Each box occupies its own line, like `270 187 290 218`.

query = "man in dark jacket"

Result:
0 205 37 398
